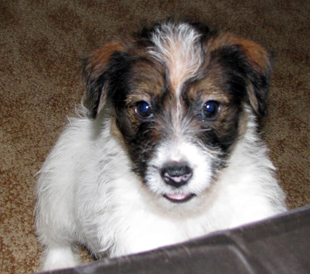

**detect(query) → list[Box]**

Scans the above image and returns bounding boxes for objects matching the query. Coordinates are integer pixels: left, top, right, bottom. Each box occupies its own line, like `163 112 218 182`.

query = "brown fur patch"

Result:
189 77 239 138
112 56 167 139
125 57 166 104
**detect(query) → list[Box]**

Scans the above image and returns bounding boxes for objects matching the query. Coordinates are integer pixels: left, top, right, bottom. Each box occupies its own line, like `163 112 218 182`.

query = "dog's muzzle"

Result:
160 162 196 203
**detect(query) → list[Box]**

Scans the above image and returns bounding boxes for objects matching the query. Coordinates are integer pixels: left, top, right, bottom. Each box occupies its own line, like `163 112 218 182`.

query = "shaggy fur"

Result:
35 20 286 270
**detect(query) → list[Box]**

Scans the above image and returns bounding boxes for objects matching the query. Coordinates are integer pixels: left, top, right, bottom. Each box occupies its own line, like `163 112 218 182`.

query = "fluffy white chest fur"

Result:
35 20 286 271
36 111 285 270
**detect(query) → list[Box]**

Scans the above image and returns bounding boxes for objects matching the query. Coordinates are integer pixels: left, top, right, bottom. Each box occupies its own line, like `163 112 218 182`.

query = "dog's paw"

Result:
42 246 79 271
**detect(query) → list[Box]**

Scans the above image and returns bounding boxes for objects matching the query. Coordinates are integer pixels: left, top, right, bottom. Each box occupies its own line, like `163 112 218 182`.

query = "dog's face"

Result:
83 21 271 205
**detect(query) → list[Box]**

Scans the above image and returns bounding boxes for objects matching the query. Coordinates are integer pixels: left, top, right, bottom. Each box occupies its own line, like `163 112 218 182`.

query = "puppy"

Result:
35 20 286 270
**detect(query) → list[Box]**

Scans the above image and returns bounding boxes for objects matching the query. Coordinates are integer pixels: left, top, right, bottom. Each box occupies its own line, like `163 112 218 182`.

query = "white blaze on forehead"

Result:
149 22 204 95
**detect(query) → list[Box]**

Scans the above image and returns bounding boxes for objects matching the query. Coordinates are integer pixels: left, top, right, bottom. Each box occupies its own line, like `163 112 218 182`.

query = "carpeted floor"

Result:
1 0 309 273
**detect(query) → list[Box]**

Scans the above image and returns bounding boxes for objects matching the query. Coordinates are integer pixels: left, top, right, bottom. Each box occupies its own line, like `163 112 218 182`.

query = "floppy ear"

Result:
235 36 272 117
83 41 125 118
210 34 272 117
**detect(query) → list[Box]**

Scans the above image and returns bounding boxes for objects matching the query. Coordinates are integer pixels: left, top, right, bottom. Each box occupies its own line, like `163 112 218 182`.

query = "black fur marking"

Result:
105 52 133 108
211 45 248 103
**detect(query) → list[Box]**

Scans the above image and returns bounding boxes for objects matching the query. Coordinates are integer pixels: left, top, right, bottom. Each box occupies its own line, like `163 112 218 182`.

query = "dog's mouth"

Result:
163 193 196 203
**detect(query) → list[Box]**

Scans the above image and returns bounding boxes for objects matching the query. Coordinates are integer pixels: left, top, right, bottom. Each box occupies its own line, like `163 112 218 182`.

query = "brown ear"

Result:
83 41 125 118
210 34 272 117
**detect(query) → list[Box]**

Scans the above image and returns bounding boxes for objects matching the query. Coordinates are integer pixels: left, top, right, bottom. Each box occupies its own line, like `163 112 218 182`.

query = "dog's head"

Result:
83 20 271 205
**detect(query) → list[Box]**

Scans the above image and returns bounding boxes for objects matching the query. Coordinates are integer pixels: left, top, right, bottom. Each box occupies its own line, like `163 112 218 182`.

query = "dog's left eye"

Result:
202 100 221 120
135 101 153 120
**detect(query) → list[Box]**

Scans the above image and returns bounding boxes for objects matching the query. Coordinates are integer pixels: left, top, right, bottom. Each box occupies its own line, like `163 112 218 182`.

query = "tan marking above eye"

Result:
126 92 152 108
186 80 231 106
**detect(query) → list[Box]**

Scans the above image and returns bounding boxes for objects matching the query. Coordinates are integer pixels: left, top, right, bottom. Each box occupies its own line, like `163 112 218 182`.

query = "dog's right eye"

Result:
135 101 153 120
202 100 221 121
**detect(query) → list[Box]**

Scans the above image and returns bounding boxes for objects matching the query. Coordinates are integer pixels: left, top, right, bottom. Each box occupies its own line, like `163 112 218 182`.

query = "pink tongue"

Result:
166 193 188 201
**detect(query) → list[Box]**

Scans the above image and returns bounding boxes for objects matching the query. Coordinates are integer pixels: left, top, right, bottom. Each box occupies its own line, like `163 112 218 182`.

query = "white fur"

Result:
36 105 286 271
149 22 204 94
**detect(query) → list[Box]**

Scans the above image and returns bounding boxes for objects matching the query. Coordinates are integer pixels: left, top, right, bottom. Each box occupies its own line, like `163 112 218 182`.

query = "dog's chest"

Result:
86 181 230 257
100 203 218 257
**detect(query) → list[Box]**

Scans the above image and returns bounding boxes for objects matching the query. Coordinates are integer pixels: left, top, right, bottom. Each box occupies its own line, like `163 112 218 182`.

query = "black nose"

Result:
161 162 193 188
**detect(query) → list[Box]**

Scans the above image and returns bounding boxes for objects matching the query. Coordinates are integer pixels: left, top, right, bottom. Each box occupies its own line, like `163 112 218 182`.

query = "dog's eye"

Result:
135 101 153 119
202 100 221 120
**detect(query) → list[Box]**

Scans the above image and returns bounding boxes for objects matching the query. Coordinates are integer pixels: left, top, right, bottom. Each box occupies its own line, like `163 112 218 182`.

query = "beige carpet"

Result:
1 0 309 273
